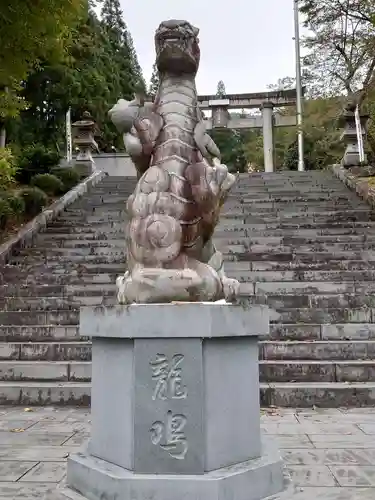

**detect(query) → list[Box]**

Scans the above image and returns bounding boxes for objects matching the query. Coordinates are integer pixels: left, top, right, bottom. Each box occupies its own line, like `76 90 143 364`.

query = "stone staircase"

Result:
1 171 375 407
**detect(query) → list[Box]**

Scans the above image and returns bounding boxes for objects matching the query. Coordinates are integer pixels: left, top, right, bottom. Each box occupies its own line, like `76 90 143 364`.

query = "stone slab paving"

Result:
0 407 373 499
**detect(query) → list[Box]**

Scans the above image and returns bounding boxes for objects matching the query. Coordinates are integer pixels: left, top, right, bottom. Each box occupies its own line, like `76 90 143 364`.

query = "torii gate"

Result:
198 89 298 172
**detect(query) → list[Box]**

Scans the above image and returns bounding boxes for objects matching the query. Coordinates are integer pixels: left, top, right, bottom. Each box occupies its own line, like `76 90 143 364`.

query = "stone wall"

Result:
332 164 375 208
61 153 136 177
92 153 136 177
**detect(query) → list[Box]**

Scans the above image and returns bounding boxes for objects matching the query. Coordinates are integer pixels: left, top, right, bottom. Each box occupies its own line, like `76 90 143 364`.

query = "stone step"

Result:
46 219 375 232
11 254 125 264
0 295 114 309
67 202 366 214
0 360 90 381
2 292 375 311
55 208 373 222
0 325 81 342
1 263 126 277
36 228 375 243
15 246 375 262
232 269 375 282
235 250 375 263
47 220 126 230
5 322 372 343
0 310 80 326
6 280 375 296
0 272 120 287
11 258 375 276
0 341 91 361
241 205 366 215
6 268 375 287
0 359 372 385
1 339 375 363
259 293 375 311
2 282 375 302
17 246 126 257
260 360 375 383
269 323 375 341
2 322 373 343
239 194 363 201
0 306 372 326
261 340 375 360
0 283 116 297
243 212 375 224
271 307 372 324
34 235 375 249
0 381 91 405
0 380 374 407
260 382 375 407
253 281 375 294
248 260 375 271
32 239 126 248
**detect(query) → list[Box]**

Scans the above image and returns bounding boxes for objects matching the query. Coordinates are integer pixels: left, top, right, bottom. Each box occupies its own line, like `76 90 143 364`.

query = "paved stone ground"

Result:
0 407 374 499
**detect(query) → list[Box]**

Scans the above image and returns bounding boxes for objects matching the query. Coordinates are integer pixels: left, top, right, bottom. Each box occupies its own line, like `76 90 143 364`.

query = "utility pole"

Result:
294 0 305 172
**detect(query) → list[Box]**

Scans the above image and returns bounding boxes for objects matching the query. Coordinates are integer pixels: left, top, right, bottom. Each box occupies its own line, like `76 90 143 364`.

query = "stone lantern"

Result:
72 111 99 176
209 98 231 128
339 101 369 167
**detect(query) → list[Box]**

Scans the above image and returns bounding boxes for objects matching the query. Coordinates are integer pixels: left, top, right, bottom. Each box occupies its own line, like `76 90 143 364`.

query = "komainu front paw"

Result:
221 277 240 302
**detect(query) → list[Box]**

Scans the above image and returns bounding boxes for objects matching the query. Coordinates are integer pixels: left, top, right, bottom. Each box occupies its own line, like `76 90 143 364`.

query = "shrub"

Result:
31 173 64 196
0 198 11 230
0 193 25 219
20 187 48 217
16 145 61 184
51 167 80 192
0 148 18 189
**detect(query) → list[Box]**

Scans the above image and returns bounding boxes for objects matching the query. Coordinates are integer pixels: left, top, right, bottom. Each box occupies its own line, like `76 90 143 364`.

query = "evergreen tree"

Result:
101 0 145 95
101 0 127 41
126 32 146 93
216 80 226 98
148 64 160 99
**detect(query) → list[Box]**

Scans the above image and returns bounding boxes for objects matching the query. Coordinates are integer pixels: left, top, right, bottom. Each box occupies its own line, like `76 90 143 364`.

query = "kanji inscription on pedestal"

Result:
134 338 204 474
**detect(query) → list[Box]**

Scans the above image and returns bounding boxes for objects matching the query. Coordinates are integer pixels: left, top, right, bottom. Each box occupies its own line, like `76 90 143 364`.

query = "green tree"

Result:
216 80 226 98
211 129 248 172
7 7 142 152
300 0 375 103
101 0 142 95
126 32 146 93
0 0 86 143
148 64 159 99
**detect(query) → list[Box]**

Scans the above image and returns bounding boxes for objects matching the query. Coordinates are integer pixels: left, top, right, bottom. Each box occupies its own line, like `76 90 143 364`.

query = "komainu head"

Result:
155 19 200 75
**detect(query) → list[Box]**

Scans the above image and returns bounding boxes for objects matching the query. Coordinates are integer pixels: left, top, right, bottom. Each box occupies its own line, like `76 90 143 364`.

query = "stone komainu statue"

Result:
109 19 240 304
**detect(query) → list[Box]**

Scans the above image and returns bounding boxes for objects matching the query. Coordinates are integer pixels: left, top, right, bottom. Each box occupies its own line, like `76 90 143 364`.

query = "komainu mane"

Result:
109 19 240 304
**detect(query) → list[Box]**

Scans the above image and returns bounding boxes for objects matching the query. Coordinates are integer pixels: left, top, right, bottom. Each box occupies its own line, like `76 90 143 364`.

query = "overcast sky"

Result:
120 0 301 95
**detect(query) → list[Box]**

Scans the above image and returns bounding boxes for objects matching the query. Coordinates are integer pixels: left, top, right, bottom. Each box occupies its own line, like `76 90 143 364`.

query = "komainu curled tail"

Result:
110 19 240 304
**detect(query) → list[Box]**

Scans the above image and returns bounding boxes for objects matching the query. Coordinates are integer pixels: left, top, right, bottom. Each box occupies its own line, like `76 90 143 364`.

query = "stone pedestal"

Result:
49 303 285 500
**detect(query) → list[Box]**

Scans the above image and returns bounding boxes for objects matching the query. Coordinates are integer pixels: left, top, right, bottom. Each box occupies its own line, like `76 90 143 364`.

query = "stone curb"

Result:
332 163 375 209
0 170 108 266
